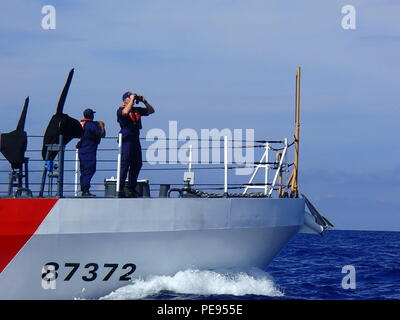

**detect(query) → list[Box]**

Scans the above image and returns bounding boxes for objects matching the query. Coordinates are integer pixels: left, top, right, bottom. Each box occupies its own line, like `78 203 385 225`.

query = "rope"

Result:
183 188 269 198
268 140 295 151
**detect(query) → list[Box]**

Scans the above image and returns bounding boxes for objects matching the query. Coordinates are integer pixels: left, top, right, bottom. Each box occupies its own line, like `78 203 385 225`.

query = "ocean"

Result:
100 230 400 300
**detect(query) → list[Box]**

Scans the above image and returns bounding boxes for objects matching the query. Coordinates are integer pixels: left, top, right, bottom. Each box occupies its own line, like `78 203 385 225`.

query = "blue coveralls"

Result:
78 120 101 192
117 106 148 193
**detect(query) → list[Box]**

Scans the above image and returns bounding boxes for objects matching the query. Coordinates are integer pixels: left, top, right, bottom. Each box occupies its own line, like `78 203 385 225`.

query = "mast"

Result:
291 66 301 197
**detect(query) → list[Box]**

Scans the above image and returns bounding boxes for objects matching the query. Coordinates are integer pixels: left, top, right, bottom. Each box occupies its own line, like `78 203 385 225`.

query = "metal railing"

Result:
0 134 295 198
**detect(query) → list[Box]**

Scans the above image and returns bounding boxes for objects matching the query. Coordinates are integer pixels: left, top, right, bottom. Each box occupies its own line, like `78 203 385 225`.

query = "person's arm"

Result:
121 94 135 116
97 121 105 137
142 97 155 115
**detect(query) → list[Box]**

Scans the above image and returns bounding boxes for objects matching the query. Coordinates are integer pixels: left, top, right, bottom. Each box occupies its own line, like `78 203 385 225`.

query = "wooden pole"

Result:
292 67 301 197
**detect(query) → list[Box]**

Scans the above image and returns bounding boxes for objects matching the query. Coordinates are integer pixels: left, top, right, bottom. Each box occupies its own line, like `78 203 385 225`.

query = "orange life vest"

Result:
119 105 141 122
80 118 93 128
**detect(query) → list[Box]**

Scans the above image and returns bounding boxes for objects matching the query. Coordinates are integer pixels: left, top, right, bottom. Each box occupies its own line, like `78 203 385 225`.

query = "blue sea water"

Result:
101 230 400 300
267 230 400 300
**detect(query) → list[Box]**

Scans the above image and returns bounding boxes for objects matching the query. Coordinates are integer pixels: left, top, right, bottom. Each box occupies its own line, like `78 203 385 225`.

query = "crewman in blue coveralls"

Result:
117 92 155 198
77 108 105 197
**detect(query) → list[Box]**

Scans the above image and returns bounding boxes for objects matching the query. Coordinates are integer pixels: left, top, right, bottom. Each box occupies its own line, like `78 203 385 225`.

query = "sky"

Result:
0 0 399 231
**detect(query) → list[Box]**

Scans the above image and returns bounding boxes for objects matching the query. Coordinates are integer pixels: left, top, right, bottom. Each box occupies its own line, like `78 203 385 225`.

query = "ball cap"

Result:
122 91 133 101
83 108 96 118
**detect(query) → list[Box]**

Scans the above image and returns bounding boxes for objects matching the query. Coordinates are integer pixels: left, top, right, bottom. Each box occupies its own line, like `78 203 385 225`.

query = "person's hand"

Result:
129 94 136 104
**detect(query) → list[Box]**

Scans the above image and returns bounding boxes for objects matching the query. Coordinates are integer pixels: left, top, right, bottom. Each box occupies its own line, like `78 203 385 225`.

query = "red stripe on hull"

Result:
0 199 57 273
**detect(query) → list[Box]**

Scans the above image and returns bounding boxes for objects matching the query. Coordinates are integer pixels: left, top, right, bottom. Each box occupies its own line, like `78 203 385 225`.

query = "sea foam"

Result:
100 268 284 300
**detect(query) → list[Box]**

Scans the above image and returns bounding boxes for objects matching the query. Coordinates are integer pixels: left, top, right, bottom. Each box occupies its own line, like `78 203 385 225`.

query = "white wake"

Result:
100 268 284 300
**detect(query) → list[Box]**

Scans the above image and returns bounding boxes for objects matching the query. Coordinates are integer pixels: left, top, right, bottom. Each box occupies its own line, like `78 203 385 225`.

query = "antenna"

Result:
16 97 29 132
0 97 29 169
0 97 31 197
56 68 74 114
39 69 83 197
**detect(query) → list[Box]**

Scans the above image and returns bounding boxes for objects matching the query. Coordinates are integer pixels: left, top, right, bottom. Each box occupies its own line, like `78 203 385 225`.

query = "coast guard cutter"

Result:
0 67 332 299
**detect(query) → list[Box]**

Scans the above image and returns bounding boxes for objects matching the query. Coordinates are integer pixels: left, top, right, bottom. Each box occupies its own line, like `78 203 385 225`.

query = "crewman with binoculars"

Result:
117 91 155 198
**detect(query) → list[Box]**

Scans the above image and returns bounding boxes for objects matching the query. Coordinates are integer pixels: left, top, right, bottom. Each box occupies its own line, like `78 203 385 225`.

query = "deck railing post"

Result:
56 135 64 198
224 136 228 196
269 138 288 197
116 133 122 195
264 142 269 195
74 148 79 197
188 145 192 172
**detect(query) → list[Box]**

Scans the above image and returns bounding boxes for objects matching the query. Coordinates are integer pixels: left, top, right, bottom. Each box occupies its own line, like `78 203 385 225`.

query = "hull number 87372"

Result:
41 262 136 289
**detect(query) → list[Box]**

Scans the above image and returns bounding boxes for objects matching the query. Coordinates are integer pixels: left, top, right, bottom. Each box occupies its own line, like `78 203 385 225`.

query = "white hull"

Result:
0 198 305 299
